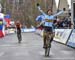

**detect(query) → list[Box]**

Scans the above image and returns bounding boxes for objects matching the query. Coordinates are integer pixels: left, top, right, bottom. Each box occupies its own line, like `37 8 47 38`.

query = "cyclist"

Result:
36 3 65 48
15 21 22 43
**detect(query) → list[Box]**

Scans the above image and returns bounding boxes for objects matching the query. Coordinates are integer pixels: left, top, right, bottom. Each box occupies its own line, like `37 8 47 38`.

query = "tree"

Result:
2 0 54 28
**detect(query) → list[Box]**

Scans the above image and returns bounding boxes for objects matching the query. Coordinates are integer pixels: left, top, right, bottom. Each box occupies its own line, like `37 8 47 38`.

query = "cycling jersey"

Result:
37 6 64 27
15 23 21 30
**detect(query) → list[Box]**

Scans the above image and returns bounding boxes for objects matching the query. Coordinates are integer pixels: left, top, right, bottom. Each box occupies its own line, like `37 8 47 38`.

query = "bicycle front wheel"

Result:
45 45 50 57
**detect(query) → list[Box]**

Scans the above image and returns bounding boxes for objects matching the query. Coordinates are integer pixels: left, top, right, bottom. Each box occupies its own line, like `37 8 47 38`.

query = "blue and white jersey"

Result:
37 6 64 27
44 15 55 27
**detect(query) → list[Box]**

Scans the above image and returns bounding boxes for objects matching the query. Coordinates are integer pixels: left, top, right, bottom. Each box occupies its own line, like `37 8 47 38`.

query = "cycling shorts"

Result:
44 26 53 32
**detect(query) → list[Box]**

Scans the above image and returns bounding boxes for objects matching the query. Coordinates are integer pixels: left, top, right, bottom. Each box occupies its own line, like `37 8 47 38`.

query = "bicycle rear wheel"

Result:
17 33 22 43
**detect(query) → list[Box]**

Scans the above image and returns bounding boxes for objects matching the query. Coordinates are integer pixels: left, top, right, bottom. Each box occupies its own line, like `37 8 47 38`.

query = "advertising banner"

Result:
54 29 72 44
21 28 36 32
67 29 75 48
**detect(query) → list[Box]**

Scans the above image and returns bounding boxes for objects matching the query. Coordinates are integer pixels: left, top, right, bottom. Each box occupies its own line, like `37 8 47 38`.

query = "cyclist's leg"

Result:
43 30 46 48
20 32 22 40
45 27 53 47
43 26 50 48
43 26 48 48
50 32 55 43
19 29 22 40
44 27 54 56
17 29 22 43
17 30 19 39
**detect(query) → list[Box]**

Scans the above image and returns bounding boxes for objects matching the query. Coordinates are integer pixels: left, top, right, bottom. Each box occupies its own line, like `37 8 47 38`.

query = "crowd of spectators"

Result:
53 16 73 29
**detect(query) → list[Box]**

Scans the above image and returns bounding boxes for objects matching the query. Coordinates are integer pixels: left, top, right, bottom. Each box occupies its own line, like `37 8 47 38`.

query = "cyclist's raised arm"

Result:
37 3 46 16
52 10 64 17
52 8 66 17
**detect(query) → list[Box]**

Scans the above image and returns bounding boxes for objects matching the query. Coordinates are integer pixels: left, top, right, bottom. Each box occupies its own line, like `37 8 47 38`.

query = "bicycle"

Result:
36 21 54 56
43 31 54 57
